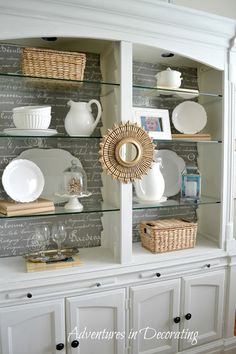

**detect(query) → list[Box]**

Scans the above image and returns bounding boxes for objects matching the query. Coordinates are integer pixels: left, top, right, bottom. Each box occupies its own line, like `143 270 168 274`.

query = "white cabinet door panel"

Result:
66 288 126 354
0 299 65 354
130 279 180 354
180 270 225 350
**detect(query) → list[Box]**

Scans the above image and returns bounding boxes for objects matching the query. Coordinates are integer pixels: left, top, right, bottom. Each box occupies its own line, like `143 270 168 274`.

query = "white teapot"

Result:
134 157 165 202
155 67 182 88
65 99 102 136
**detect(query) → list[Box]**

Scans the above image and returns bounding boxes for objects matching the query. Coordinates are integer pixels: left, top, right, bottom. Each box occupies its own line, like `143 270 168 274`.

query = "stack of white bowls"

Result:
12 106 52 130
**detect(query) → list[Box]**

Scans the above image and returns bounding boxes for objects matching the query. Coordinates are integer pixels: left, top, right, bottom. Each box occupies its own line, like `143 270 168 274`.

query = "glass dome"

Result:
63 159 87 196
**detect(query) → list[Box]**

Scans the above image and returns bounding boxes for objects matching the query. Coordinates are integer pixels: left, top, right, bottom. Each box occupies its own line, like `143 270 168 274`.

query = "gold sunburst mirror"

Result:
99 122 155 183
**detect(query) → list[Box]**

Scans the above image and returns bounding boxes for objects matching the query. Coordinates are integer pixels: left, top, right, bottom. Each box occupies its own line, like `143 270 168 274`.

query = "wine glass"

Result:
33 225 50 258
51 223 67 257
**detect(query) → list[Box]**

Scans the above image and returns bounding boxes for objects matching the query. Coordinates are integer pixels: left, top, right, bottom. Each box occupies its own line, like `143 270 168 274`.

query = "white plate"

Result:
172 101 207 134
155 150 185 197
3 128 58 136
2 159 45 202
15 149 82 203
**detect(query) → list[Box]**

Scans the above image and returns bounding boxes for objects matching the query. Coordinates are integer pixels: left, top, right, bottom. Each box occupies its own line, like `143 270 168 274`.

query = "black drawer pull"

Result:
174 317 181 323
156 273 161 278
185 313 192 320
26 293 32 298
56 343 64 350
71 340 79 348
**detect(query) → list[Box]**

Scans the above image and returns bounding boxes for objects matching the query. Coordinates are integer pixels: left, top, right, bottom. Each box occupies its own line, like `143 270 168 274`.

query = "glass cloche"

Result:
64 160 87 196
57 160 91 211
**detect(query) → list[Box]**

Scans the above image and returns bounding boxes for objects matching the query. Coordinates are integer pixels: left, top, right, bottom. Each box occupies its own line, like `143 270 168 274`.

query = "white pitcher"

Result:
65 99 102 136
134 157 165 202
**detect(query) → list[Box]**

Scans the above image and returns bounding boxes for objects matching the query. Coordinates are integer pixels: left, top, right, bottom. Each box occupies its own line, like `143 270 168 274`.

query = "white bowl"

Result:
13 105 51 115
13 113 51 129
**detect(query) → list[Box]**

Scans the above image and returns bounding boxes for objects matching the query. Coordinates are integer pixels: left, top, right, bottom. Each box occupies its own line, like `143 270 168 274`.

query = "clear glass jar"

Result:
181 166 201 199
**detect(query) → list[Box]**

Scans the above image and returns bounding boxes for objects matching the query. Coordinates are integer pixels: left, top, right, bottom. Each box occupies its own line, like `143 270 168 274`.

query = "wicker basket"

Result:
140 218 197 253
21 47 86 81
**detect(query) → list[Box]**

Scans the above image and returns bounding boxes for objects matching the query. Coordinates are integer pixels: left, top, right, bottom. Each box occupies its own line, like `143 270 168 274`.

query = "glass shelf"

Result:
133 196 221 211
0 72 120 88
154 139 222 144
133 84 222 99
0 133 102 139
0 201 120 219
0 133 223 142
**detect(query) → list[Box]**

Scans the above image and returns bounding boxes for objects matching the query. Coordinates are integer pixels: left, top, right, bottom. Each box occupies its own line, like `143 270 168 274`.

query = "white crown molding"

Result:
0 0 236 68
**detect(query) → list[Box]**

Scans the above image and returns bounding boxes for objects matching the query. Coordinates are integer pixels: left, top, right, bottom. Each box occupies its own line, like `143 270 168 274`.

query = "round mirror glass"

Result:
115 138 142 167
119 142 138 163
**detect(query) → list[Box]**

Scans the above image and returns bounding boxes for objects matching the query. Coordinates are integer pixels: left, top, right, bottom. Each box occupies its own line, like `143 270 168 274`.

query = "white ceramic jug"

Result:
134 157 165 202
65 99 102 136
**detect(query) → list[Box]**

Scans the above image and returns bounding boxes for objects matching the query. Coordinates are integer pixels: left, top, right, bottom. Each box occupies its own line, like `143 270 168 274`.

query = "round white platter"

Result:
172 101 207 134
15 149 82 203
2 159 45 202
155 150 185 197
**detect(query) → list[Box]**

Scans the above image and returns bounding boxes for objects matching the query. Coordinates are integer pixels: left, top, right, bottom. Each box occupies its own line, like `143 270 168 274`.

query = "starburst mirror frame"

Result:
99 122 155 183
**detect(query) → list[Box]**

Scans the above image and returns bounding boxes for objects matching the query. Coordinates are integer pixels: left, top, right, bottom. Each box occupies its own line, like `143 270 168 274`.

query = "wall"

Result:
172 0 236 20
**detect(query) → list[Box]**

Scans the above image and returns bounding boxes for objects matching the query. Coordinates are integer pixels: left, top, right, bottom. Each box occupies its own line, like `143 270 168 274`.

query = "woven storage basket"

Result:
21 47 86 81
140 218 197 253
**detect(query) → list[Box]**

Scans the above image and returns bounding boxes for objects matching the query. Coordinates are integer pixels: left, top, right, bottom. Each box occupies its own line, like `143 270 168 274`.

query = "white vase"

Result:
134 157 165 202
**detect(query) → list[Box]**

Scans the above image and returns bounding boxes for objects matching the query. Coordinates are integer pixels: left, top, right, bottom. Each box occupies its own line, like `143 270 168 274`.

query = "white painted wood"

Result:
223 260 236 338
0 299 65 354
130 279 180 354
66 288 126 354
119 41 133 264
0 0 235 69
0 1 235 352
180 271 225 350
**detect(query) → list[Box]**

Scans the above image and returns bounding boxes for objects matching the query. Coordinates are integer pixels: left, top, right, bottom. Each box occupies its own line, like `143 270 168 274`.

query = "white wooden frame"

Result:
133 107 172 140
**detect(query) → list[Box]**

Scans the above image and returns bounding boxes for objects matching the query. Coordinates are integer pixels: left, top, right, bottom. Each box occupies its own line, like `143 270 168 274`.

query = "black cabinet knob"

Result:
96 282 101 287
26 293 32 298
56 343 64 350
206 264 211 268
185 313 192 320
173 316 181 323
71 340 79 348
156 273 161 278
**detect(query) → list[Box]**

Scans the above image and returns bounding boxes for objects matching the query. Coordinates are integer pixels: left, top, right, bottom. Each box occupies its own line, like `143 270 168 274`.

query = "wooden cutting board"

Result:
26 255 82 272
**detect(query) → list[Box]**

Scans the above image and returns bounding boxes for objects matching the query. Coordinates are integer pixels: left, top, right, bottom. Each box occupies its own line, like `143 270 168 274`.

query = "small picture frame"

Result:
133 107 172 140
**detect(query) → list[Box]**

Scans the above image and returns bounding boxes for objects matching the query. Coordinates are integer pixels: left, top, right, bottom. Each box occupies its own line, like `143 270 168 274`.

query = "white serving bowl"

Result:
13 113 51 129
13 105 51 115
12 105 52 129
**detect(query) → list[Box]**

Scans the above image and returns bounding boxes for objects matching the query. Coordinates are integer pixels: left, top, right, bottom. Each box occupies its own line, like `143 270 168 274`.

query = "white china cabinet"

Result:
0 1 236 354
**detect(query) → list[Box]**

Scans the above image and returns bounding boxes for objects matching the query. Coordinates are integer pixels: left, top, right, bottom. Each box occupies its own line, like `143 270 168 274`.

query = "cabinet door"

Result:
180 270 225 350
66 288 126 354
130 279 180 354
0 299 65 354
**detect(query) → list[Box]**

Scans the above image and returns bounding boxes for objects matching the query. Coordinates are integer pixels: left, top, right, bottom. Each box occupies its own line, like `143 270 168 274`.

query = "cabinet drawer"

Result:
0 276 117 305
139 259 223 280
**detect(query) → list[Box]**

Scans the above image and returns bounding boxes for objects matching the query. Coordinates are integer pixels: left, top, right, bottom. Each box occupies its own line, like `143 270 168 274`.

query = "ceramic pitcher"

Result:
65 99 102 136
134 157 165 202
